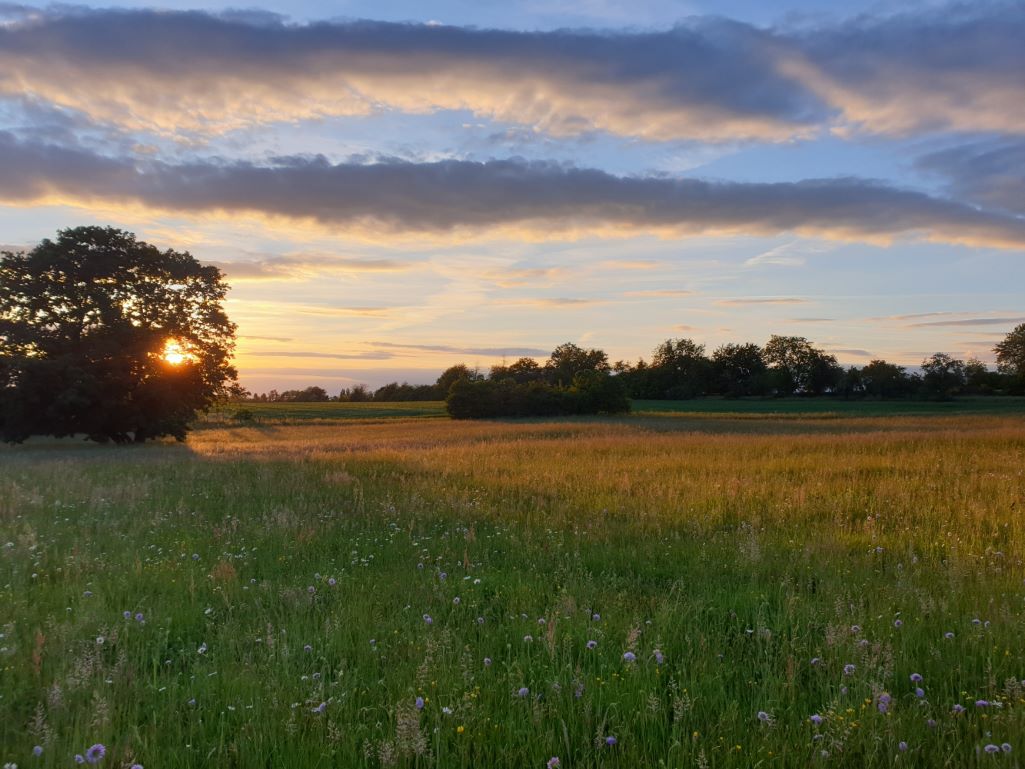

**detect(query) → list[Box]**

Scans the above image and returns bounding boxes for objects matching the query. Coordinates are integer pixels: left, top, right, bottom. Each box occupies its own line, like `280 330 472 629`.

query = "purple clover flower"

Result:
622 652 636 663
605 736 617 747
810 714 824 725
547 758 560 769
910 673 923 683
843 663 856 675
517 687 530 698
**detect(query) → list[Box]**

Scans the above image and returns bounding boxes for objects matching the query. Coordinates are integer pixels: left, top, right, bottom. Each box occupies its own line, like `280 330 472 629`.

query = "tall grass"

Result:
1 414 1024 767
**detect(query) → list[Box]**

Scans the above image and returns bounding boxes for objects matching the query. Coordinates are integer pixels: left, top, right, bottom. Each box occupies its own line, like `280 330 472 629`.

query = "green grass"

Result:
2 414 1024 767
204 400 448 423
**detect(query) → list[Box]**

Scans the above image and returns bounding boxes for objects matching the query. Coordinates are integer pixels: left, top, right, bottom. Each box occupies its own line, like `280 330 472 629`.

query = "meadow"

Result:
2 407 1025 767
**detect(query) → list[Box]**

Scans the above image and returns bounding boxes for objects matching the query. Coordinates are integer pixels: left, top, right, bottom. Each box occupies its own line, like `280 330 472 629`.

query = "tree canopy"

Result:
0 226 237 443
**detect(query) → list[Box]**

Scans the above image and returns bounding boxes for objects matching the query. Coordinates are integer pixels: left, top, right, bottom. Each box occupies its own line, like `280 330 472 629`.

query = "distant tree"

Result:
491 357 545 384
649 338 710 398
860 359 917 399
762 335 841 395
995 324 1025 392
339 384 371 402
920 353 966 400
544 343 609 386
710 343 768 397
436 364 481 397
277 386 330 402
0 226 236 443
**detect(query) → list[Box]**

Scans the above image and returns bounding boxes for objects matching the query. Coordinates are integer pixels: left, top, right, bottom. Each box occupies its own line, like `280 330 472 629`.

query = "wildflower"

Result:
654 650 665 664
192 553 199 560
369 639 376 648
517 687 530 698
810 657 821 666
810 714 824 725
130 765 143 769
442 707 452 715
605 736 617 747
423 614 433 625
538 618 546 625
187 698 196 706
952 704 966 714
135 613 144 623
945 632 955 639
439 572 447 581
757 711 772 724
915 688 925 698
843 664 856 675
592 613 600 621
910 673 923 683
984 744 1000 754
123 611 132 619
307 586 315 595
877 693 891 714
456 725 464 734
851 625 861 634
926 719 937 729
452 597 461 605
415 697 424 710
85 744 106 763
75 757 85 765
312 702 326 714
898 741 908 752
1002 744 1012 753
547 758 560 769
303 644 312 653
477 616 485 624
976 700 990 708
83 591 93 597
840 686 848 695
586 640 598 650
197 642 207 655
622 652 636 663
524 635 534 643
95 636 105 645
484 657 492 666
32 746 43 757
894 619 903 628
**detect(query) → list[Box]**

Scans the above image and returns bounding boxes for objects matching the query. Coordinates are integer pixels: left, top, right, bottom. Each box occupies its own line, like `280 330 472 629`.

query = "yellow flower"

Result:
457 725 465 734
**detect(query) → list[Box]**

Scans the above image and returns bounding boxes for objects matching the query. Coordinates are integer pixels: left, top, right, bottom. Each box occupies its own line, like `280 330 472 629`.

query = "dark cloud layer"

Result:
2 133 1024 248
916 139 1025 215
1 5 1023 140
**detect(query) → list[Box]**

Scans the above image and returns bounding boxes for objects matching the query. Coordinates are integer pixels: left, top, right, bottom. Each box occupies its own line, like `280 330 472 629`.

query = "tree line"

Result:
244 327 1025 413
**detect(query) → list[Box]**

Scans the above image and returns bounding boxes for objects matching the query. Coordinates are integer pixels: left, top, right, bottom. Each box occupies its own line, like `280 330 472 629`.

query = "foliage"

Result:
995 323 1025 392
446 370 629 419
920 352 966 400
0 226 236 443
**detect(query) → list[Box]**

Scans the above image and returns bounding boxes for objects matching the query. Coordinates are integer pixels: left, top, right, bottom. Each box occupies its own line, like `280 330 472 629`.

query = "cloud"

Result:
624 289 695 297
907 316 1025 328
786 5 1025 137
827 348 873 357
915 138 1025 215
246 350 394 360
785 317 834 322
716 297 810 306
2 6 1024 142
371 341 549 356
0 9 822 142
207 253 408 281
239 334 294 342
514 298 604 308
4 135 1025 249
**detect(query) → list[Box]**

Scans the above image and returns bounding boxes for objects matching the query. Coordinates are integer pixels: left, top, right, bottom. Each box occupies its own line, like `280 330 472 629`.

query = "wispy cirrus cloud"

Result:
370 341 549 357
716 297 810 306
247 350 394 360
907 316 1025 328
207 253 408 281
4 134 1025 248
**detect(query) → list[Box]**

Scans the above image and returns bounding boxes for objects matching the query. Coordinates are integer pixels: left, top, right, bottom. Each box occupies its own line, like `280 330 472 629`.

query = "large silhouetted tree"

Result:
995 324 1025 392
0 227 237 443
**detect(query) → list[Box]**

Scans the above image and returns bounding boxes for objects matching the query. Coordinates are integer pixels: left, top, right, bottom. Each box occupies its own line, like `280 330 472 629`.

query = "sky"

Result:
1 1 1023 392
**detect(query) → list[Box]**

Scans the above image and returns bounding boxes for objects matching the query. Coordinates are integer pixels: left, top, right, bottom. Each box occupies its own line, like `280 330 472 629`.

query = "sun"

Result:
161 339 192 366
